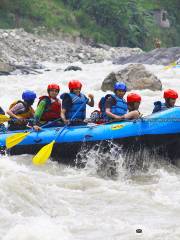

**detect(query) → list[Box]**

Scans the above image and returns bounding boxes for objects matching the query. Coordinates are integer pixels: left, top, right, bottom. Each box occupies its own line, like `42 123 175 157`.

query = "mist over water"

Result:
0 62 180 239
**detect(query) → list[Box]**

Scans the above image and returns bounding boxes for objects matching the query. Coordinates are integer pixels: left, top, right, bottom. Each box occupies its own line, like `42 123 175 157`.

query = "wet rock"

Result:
101 64 162 91
13 66 43 75
0 60 15 75
113 47 180 65
10 61 46 75
64 66 82 71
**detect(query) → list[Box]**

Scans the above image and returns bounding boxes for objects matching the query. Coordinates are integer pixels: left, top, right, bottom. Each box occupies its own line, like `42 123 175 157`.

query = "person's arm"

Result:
32 100 47 131
6 103 25 119
61 95 72 124
87 94 94 107
105 109 124 120
105 97 124 120
34 100 47 123
123 111 141 120
61 108 69 124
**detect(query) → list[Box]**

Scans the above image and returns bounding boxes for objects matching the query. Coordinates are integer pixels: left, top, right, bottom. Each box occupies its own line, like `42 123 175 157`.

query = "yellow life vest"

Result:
9 100 34 121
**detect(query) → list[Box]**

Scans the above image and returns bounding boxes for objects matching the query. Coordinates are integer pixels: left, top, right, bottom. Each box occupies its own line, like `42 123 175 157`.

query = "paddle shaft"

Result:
5 117 63 149
32 100 88 165
0 114 35 123
5 101 85 150
53 100 88 142
40 117 62 128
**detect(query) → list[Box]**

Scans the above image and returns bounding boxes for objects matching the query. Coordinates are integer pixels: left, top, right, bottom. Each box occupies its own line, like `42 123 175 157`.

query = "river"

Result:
0 61 180 240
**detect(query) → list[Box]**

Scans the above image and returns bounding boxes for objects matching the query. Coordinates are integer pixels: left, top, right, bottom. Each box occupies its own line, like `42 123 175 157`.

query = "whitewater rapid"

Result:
0 61 180 240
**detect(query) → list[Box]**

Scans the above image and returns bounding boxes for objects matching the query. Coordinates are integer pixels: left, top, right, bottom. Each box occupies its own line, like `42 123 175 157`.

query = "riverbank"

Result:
0 29 142 65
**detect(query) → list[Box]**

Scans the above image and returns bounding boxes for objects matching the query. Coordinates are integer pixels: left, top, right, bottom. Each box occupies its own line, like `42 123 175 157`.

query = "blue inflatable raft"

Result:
0 107 180 166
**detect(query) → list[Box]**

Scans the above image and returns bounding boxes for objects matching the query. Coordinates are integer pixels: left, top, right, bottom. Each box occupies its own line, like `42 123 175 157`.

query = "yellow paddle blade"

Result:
6 132 30 149
32 140 55 166
163 62 176 70
0 114 10 123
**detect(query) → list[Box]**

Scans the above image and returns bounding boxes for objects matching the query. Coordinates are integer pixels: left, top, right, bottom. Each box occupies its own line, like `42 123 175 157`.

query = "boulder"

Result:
10 61 46 75
0 60 15 75
113 47 180 65
64 66 82 71
101 64 162 92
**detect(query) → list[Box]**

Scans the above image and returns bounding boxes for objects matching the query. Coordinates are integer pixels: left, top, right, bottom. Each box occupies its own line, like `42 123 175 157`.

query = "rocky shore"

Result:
0 28 180 76
0 29 142 75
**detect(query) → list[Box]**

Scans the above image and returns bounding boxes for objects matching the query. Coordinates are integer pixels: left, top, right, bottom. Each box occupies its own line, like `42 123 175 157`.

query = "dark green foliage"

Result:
0 0 179 49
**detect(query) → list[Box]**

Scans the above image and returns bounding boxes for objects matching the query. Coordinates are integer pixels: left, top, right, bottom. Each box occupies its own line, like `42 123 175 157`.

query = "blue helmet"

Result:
114 82 127 92
22 90 37 101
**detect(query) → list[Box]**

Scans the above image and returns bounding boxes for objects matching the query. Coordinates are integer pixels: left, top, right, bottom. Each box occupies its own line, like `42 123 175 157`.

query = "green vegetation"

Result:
0 0 179 50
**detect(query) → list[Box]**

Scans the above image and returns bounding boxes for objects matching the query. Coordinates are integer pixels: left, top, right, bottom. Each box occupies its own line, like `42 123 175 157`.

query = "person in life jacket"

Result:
126 93 142 118
152 89 178 113
100 82 140 122
6 90 36 130
60 80 94 125
33 84 61 131
90 109 104 124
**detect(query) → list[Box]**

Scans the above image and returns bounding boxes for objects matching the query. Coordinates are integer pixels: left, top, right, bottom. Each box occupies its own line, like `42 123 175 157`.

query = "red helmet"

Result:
163 89 178 99
47 84 60 92
68 80 82 90
127 93 141 103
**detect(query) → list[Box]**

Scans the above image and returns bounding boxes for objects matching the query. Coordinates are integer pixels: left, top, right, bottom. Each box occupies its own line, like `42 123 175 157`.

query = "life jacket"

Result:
152 101 168 113
99 94 127 120
9 100 34 119
38 96 61 121
98 94 111 120
61 93 87 120
90 110 104 124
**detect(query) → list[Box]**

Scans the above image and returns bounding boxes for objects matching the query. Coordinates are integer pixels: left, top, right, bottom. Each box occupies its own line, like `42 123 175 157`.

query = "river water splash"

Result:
0 62 180 239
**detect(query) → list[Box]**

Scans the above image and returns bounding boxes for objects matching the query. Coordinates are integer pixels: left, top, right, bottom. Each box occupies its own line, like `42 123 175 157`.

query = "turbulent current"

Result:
0 62 180 240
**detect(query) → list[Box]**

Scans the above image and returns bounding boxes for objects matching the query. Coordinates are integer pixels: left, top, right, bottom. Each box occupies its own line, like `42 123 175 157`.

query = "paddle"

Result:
6 132 31 149
163 61 177 70
0 115 35 125
32 102 87 165
0 114 10 123
6 118 62 149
